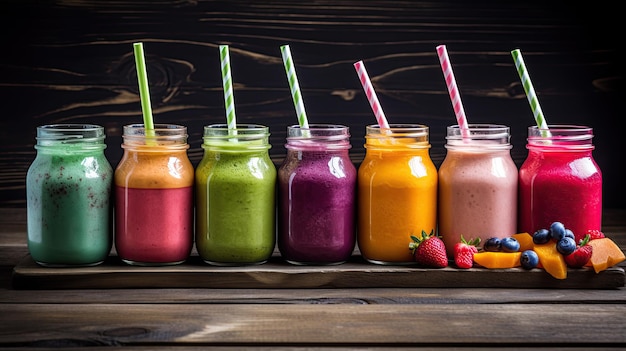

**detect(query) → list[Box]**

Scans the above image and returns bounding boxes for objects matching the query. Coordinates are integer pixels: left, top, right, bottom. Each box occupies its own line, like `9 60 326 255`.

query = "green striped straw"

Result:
219 45 237 135
511 49 551 137
280 45 310 136
132 42 155 139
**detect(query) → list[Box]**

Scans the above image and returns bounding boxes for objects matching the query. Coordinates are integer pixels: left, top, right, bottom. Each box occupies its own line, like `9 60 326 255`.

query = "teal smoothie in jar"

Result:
195 124 277 265
26 124 113 266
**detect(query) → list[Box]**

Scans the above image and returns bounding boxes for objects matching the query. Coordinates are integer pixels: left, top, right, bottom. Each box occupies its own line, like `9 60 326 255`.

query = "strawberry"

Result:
453 235 480 269
564 234 593 268
409 230 448 268
585 229 605 240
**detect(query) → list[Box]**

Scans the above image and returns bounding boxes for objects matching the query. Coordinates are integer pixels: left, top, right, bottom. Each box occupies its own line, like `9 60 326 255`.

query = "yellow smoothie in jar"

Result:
357 126 438 264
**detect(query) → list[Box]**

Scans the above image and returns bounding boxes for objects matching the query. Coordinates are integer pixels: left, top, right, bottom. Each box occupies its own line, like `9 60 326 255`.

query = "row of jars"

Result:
26 122 602 267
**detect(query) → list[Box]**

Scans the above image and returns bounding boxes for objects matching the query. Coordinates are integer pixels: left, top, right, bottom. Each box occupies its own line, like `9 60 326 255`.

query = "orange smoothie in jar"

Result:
357 124 438 264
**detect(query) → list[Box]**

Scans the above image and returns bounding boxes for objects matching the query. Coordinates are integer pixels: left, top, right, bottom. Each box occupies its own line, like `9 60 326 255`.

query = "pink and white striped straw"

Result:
436 45 470 139
353 60 390 129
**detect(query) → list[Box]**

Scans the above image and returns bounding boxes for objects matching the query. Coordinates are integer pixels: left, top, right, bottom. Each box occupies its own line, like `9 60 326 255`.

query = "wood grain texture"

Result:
3 284 626 305
2 303 626 346
0 0 623 208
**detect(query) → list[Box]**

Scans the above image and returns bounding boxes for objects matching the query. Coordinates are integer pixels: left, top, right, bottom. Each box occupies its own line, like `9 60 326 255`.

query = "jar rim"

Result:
36 124 106 145
124 123 187 132
365 123 429 139
527 125 594 151
38 123 104 131
285 124 351 150
528 124 593 137
446 124 510 139
204 124 269 131
288 124 349 130
367 123 429 130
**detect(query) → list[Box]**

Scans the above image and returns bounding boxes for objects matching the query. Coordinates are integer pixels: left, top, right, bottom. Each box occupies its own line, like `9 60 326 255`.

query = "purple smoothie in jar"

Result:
277 124 357 265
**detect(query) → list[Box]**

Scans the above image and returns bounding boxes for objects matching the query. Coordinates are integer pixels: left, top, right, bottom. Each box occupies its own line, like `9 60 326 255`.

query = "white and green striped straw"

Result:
511 49 551 137
219 45 237 135
280 45 310 135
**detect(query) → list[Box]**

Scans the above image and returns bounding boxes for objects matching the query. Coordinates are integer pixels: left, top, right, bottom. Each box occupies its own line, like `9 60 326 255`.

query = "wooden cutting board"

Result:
11 254 625 290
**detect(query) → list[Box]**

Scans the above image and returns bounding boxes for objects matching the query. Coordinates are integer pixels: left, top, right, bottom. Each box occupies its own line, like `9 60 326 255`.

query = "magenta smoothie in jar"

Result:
277 124 357 264
438 124 518 257
518 125 602 241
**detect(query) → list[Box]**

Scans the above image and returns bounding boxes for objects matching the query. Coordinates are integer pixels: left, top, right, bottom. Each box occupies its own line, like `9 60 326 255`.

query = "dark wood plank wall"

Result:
0 0 622 208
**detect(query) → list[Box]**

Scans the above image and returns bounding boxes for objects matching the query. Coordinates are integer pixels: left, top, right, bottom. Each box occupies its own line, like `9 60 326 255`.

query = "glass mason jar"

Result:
438 124 519 257
278 124 357 265
357 124 438 265
195 124 277 266
114 124 194 266
518 125 602 242
26 124 113 267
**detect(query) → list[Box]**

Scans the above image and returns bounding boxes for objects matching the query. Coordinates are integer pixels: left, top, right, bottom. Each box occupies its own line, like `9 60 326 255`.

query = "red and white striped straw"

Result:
353 60 390 129
436 45 470 139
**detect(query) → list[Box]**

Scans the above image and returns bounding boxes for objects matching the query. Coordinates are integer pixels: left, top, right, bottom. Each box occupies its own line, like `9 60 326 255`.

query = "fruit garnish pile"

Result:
409 223 626 280
468 222 625 279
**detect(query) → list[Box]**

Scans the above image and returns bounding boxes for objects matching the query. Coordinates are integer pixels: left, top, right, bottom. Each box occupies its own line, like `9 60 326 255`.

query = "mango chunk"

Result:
587 238 626 273
534 243 567 280
473 251 522 269
512 232 534 252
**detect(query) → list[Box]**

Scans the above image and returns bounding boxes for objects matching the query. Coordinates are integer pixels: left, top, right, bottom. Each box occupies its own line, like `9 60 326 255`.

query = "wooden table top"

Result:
1 207 625 349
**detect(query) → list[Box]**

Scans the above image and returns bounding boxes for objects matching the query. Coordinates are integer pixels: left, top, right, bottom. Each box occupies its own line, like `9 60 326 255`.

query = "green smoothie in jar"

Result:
195 124 276 265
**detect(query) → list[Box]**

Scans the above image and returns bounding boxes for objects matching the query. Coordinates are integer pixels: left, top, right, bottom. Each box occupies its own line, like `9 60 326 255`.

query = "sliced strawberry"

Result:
586 229 605 240
564 234 593 268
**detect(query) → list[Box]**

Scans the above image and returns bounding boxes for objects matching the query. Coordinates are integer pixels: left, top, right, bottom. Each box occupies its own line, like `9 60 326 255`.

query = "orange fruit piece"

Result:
533 242 567 280
473 251 522 269
586 238 626 273
512 232 534 252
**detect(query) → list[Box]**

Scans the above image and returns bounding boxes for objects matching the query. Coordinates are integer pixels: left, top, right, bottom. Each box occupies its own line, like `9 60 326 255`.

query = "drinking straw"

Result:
132 42 155 138
219 45 237 135
280 45 310 135
511 49 551 137
436 45 470 139
353 60 390 129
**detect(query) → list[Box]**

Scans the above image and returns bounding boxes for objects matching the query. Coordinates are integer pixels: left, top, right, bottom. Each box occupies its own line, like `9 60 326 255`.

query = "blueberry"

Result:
564 229 575 240
549 222 567 241
501 237 520 252
556 237 577 255
483 237 502 252
533 228 551 245
520 250 539 270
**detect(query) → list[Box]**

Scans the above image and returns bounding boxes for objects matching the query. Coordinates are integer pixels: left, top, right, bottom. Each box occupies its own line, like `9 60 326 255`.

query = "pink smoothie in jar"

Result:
438 124 518 257
518 125 602 242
